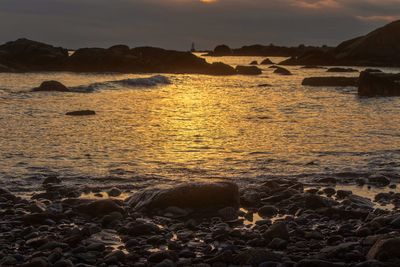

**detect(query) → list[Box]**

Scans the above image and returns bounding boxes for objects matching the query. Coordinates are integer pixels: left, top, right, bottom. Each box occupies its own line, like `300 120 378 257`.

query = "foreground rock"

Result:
358 71 400 96
127 182 239 211
235 65 262 75
302 77 358 87
32 80 70 92
65 110 96 116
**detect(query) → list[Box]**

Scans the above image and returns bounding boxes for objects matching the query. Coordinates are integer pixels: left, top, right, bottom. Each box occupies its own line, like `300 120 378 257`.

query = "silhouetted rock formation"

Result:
235 65 262 75
32 81 70 92
260 58 274 65
127 182 239 211
282 20 400 67
302 77 358 87
0 39 236 75
327 67 358 73
0 38 68 71
207 44 330 57
274 66 292 75
66 110 96 116
358 71 400 97
250 60 258 65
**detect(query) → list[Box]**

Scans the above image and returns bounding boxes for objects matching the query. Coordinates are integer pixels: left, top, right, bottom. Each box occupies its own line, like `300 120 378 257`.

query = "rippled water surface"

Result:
1 55 400 191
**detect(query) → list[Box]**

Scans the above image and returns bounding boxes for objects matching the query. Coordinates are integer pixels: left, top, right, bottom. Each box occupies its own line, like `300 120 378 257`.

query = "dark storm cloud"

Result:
0 0 399 50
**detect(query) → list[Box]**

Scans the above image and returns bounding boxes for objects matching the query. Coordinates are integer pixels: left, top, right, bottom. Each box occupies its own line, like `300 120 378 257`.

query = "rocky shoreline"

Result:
1 175 400 266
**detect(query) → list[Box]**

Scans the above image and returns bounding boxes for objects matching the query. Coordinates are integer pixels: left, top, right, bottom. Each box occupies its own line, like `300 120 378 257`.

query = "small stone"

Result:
258 205 278 217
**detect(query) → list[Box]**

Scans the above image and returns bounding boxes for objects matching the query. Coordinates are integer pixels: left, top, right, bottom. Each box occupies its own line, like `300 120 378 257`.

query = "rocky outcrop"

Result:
302 77 358 87
0 38 68 71
65 110 96 116
0 39 236 75
281 20 400 67
358 71 400 97
32 81 70 92
127 182 239 211
261 58 274 65
327 67 358 73
236 65 262 75
212 45 233 56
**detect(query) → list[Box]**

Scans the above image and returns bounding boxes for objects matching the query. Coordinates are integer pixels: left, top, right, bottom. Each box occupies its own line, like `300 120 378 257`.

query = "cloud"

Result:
0 0 399 49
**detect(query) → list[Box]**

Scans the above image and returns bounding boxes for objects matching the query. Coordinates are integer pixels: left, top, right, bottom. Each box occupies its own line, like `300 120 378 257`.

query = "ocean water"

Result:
1 55 400 192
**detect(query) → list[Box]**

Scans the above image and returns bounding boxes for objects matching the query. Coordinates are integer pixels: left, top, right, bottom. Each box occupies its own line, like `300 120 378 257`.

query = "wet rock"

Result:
234 249 281 266
336 190 352 199
302 77 358 87
54 260 74 267
258 205 278 217
75 199 124 217
127 182 239 211
108 187 122 197
368 175 391 186
261 58 274 65
327 67 358 73
323 187 336 197
218 206 238 220
274 66 292 75
154 259 176 267
32 80 70 92
236 65 262 75
367 237 400 261
359 71 400 97
208 62 236 75
148 251 178 263
66 110 96 116
263 222 289 242
213 44 232 56
295 260 346 267
250 60 258 65
43 176 62 185
316 177 337 184
268 237 288 250
304 194 333 209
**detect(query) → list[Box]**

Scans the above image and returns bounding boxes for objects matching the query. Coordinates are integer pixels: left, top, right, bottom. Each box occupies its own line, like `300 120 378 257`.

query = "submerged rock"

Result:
127 182 239 211
65 110 96 116
302 77 358 87
236 65 262 75
32 81 70 92
274 66 292 75
358 71 400 97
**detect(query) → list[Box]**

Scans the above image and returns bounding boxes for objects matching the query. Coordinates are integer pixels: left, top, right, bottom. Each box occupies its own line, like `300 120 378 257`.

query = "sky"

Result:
0 0 399 50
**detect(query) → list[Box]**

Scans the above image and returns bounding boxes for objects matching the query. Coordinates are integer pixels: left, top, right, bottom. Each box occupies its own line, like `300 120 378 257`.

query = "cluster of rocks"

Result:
1 175 400 266
0 39 236 76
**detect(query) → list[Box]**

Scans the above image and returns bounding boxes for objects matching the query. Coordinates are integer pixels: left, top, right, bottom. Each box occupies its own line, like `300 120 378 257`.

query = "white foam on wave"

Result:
69 75 171 93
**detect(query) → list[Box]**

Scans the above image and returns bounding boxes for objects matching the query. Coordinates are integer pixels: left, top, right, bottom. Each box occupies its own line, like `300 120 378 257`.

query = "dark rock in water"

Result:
301 65 325 69
258 83 272 87
236 65 262 75
274 66 292 75
213 44 233 56
327 67 358 73
234 249 281 266
263 222 289 242
364 69 382 73
75 199 124 217
43 176 61 185
358 71 400 97
108 187 122 197
258 205 278 217
127 182 239 211
302 77 358 87
0 38 68 71
295 260 346 267
208 62 236 75
250 60 258 65
261 58 274 65
368 175 391 186
32 81 70 92
367 237 400 261
65 110 96 116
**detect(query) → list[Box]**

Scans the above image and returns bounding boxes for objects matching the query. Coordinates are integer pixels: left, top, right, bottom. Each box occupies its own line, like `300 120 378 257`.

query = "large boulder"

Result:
127 182 239 211
367 237 400 261
236 65 262 75
213 45 232 56
358 71 400 96
32 81 70 92
0 38 68 71
302 77 358 87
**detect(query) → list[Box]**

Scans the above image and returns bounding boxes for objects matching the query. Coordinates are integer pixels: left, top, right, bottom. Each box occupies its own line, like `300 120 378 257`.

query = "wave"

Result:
69 75 171 93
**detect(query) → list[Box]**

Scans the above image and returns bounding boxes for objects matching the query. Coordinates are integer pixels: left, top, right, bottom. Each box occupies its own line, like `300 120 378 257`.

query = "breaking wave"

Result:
70 75 171 92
